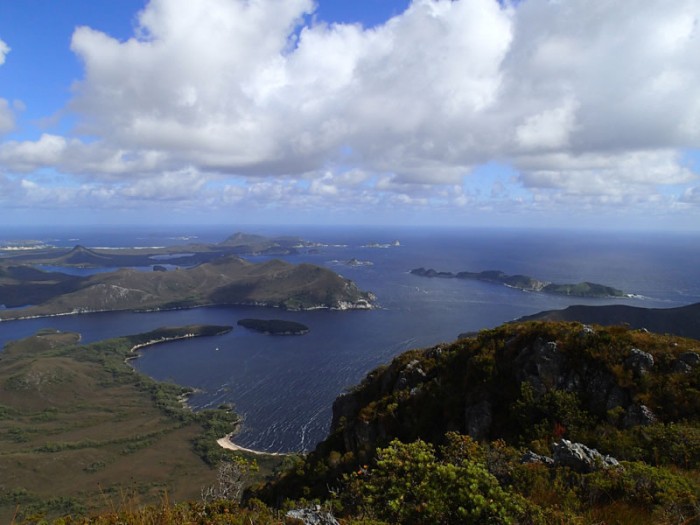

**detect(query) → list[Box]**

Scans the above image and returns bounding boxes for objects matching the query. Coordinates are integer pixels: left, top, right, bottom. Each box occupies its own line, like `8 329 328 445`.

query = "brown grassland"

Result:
0 326 284 523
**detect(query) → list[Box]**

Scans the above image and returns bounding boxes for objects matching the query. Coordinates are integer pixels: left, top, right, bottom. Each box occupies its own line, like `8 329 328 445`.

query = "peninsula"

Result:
410 267 626 298
0 256 375 321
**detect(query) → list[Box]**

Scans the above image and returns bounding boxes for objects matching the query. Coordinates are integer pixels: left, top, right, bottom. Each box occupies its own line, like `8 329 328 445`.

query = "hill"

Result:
517 302 700 340
0 256 375 320
411 267 626 297
257 321 700 523
0 325 247 522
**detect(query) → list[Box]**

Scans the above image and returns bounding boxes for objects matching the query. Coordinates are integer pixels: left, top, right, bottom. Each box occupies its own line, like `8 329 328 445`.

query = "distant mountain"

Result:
516 302 700 340
411 267 626 298
0 256 375 320
0 231 314 268
217 232 305 256
52 245 114 266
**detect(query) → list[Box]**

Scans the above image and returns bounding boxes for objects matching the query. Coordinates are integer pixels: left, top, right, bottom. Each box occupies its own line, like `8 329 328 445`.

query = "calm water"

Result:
1 226 699 452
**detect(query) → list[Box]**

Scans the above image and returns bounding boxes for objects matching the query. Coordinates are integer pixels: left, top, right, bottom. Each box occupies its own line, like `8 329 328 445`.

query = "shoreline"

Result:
216 433 288 456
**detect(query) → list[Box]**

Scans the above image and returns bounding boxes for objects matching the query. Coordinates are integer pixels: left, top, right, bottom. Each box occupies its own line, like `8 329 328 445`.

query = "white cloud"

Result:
517 150 695 196
0 98 14 134
0 39 9 65
119 168 208 200
3 0 700 222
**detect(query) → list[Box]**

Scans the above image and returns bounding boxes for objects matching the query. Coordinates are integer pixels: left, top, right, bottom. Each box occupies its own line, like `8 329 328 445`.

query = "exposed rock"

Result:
623 404 657 428
514 338 565 395
624 348 654 377
674 351 700 373
552 439 620 473
465 399 492 441
286 507 339 525
579 325 595 337
394 359 427 392
679 351 700 366
521 450 555 466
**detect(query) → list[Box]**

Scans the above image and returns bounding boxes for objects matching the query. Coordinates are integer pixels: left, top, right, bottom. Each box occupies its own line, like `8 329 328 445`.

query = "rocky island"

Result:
237 318 310 335
410 267 626 298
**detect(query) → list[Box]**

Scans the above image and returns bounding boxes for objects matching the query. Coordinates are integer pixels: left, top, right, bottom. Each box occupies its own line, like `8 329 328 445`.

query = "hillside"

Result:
0 325 247 522
257 321 700 523
0 256 375 320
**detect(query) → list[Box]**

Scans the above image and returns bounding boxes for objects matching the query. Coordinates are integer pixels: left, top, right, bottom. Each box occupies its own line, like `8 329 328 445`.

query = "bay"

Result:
1 226 699 452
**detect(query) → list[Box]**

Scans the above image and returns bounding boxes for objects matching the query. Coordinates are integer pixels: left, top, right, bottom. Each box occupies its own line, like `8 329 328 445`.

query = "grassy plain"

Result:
0 326 273 522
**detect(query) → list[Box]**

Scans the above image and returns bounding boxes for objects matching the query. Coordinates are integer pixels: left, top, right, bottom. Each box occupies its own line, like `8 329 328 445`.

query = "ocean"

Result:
1 225 699 452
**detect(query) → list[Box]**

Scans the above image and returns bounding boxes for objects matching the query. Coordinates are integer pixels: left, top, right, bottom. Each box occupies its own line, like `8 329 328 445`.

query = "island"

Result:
410 267 626 298
237 318 310 335
0 256 375 321
0 231 321 268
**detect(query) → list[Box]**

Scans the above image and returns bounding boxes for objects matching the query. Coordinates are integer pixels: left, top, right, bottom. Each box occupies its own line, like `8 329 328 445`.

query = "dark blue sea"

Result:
1 225 699 452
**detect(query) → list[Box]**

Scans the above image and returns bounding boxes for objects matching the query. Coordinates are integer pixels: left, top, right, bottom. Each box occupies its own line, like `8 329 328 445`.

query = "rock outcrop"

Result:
286 507 339 525
522 439 621 473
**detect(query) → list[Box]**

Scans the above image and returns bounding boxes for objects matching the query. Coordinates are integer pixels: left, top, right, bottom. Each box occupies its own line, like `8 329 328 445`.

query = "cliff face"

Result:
261 321 700 502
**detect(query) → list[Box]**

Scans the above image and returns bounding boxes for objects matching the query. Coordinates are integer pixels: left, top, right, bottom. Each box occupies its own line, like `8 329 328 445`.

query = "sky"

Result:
0 0 699 230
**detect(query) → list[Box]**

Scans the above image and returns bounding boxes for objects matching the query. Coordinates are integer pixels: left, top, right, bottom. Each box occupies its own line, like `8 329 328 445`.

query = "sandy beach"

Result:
216 434 286 456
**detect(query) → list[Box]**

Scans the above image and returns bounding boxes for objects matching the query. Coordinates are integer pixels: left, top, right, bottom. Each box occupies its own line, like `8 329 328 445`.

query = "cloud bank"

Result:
2 0 699 225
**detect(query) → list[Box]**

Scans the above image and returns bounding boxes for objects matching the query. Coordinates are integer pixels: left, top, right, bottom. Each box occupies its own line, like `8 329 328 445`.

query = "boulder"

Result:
624 348 654 377
286 507 339 525
552 439 620 473
674 351 700 373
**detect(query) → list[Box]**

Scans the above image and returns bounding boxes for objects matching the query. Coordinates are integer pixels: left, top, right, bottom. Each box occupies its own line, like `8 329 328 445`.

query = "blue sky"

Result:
0 0 699 229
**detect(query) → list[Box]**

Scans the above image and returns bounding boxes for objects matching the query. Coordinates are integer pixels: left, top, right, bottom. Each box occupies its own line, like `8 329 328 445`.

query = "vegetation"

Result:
411 267 625 297
6 320 700 524
0 257 374 320
237 319 310 335
252 321 700 523
0 326 267 523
